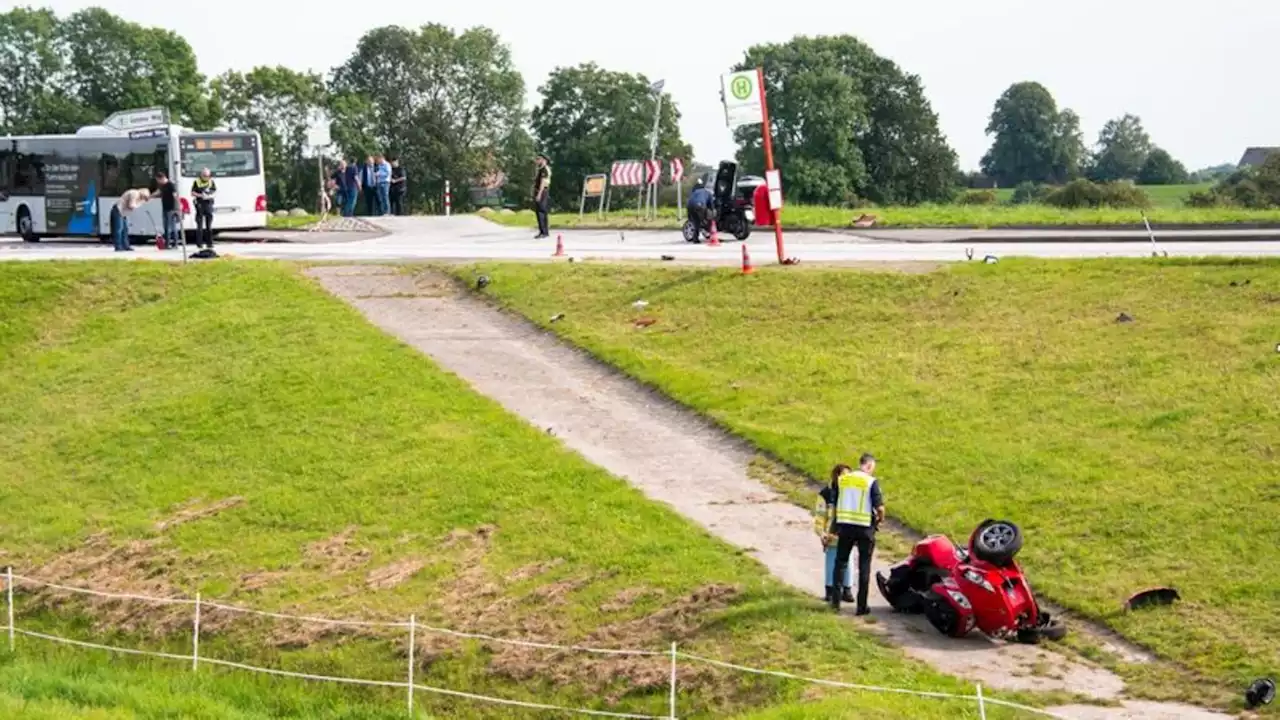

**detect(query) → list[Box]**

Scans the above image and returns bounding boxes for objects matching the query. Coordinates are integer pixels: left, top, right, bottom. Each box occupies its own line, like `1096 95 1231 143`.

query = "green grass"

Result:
456 259 1280 711
265 214 319 229
0 261 1046 719
480 181 1280 230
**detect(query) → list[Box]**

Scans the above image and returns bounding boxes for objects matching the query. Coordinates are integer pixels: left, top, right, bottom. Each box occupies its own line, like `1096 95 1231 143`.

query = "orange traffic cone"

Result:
553 233 565 257
741 244 755 274
708 219 720 246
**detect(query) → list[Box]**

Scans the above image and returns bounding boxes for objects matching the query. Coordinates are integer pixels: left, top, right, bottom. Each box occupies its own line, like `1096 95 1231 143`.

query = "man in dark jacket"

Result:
686 179 713 240
150 170 180 249
532 154 551 239
361 155 378 216
389 159 408 215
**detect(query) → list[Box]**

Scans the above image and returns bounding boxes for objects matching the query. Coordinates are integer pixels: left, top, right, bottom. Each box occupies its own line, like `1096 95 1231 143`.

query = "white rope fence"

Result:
0 567 1070 719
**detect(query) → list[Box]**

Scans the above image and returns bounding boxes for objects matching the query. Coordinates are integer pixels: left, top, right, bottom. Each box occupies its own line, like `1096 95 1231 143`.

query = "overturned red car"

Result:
876 519 1066 644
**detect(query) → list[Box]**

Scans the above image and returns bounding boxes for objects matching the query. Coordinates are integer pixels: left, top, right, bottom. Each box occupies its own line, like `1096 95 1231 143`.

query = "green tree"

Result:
213 66 327 209
58 8 217 129
497 124 536 207
731 35 957 205
531 63 691 211
328 24 524 213
1137 147 1189 185
0 7 78 134
1088 113 1152 182
981 82 1083 186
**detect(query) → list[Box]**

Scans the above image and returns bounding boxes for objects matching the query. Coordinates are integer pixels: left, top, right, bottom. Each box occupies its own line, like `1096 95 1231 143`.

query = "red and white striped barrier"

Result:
670 158 684 183
610 160 645 187
444 180 452 216
645 159 661 186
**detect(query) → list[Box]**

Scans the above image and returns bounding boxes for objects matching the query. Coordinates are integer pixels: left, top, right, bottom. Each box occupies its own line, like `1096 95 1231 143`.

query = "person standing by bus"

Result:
151 171 180 249
111 188 151 252
342 159 360 217
389 158 408 215
361 155 378 216
532 154 552 239
374 154 392 215
191 168 217 254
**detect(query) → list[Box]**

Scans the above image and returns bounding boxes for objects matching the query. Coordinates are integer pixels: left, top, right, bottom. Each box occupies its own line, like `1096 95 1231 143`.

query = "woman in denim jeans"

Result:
815 464 854 604
110 188 150 252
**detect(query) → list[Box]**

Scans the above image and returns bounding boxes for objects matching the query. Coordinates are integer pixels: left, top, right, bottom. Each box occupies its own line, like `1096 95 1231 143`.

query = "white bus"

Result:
0 120 267 242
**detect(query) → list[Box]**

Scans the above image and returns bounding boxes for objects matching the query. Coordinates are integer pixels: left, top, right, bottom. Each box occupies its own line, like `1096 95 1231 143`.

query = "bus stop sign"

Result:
103 107 170 132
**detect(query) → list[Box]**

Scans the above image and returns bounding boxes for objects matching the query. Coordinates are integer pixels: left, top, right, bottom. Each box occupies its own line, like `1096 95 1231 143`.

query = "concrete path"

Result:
6 216 1280 265
307 265 1228 720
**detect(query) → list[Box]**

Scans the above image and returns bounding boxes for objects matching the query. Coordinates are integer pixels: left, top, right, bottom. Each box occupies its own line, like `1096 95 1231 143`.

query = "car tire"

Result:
732 222 751 241
682 220 698 243
17 206 37 242
923 592 960 636
971 519 1023 567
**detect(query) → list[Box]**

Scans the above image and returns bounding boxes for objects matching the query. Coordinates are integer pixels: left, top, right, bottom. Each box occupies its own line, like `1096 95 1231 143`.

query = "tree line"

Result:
0 8 1210 212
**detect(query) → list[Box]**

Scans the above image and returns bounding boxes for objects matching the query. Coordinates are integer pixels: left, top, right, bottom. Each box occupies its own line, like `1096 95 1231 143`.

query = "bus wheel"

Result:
17 207 38 242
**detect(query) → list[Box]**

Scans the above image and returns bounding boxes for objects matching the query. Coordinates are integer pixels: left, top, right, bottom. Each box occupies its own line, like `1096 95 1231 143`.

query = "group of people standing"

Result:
109 168 217 254
328 155 407 217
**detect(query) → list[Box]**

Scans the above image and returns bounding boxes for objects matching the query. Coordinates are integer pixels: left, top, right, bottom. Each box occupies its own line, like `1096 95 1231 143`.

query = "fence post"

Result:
192 592 201 672
975 682 986 720
407 615 416 715
668 642 677 719
6 566 13 652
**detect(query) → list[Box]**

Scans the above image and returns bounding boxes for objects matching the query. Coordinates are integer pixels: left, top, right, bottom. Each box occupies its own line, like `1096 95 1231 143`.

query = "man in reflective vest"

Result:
830 453 885 615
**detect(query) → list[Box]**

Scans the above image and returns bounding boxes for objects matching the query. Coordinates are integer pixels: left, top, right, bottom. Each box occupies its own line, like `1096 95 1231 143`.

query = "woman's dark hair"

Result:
830 464 852 484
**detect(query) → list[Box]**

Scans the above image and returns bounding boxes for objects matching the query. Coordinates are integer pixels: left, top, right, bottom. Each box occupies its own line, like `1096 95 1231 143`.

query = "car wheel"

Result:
732 222 751 241
682 220 698 243
972 519 1023 566
17 206 37 242
923 592 960 636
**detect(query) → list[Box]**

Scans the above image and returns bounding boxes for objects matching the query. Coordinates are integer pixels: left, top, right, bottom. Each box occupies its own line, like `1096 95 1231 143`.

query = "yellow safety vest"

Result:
835 470 875 527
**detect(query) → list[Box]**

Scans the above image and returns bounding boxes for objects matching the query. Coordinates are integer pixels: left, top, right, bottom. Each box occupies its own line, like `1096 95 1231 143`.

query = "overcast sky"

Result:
45 0 1278 171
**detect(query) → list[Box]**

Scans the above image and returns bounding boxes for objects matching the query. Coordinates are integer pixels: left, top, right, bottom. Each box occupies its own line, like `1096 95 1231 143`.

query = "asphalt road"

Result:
6 216 1280 264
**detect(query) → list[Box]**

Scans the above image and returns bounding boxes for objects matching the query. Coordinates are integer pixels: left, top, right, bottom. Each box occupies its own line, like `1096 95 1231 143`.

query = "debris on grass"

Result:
599 587 663 613
1116 312 1135 323
510 558 565 582
366 558 426 590
303 526 372 572
154 496 245 532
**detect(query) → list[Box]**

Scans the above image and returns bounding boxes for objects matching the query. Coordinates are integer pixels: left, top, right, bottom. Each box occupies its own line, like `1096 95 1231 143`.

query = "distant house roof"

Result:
1238 147 1279 168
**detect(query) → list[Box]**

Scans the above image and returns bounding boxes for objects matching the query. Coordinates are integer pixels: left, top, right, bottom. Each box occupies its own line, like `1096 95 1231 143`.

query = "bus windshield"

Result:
179 133 260 178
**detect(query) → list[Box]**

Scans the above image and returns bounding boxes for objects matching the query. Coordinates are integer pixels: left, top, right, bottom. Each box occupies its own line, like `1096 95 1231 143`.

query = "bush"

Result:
1011 182 1048 205
1043 179 1150 209
958 189 998 205
1187 157 1280 209
1185 189 1221 208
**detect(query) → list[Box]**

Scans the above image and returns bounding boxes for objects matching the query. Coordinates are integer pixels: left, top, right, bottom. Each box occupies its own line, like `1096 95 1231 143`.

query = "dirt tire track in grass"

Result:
308 266 1228 720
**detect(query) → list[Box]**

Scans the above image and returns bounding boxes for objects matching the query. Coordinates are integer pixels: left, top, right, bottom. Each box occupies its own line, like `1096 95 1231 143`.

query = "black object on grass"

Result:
1245 678 1275 709
1124 587 1180 611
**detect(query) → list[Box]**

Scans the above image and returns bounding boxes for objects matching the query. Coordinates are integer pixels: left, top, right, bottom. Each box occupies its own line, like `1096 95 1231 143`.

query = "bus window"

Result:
127 151 155 188
179 134 260 178
13 140 45 195
100 155 123 196
0 145 12 195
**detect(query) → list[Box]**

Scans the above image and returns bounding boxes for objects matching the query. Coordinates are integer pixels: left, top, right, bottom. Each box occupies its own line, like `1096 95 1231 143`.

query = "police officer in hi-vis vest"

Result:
830 454 885 615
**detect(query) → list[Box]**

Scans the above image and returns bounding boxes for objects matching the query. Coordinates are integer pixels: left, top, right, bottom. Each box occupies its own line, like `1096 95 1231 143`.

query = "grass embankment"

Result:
459 259 1280 710
480 203 1280 231
0 262 1042 719
990 183 1212 207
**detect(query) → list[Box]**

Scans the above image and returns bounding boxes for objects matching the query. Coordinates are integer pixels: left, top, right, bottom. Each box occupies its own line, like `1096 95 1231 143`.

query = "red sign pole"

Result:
756 66 789 265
